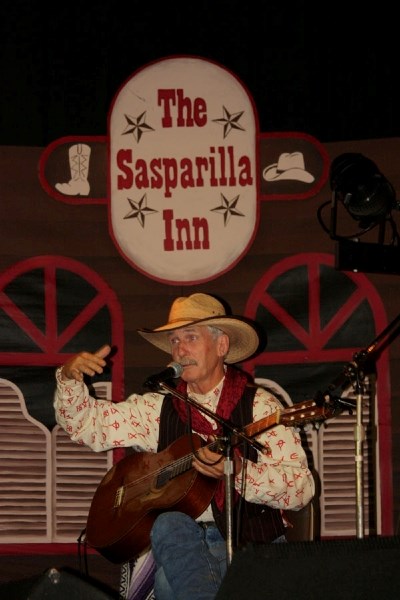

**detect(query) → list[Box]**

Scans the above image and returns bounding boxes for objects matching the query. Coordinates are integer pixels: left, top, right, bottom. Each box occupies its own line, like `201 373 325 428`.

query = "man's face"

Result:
167 325 229 385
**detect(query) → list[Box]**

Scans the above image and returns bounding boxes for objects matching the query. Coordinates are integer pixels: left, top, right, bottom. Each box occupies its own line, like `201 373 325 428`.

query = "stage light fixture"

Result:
330 153 397 227
317 153 400 274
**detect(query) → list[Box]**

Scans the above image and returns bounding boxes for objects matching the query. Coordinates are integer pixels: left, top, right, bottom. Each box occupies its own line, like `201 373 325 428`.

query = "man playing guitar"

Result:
54 293 315 600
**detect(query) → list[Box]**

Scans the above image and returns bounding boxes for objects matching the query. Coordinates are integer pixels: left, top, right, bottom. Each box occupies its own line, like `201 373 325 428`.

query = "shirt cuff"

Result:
55 366 78 385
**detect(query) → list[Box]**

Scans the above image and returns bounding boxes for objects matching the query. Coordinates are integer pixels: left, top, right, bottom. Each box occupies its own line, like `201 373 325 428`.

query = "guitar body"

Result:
85 434 218 564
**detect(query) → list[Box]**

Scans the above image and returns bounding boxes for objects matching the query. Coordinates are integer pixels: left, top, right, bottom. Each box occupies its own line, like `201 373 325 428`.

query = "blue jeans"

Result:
150 511 286 600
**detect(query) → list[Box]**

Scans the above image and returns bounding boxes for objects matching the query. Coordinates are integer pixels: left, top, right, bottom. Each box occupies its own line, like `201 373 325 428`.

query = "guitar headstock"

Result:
280 398 338 429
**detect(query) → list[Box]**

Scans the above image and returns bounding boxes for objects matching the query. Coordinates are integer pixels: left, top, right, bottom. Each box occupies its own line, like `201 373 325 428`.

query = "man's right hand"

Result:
60 344 112 382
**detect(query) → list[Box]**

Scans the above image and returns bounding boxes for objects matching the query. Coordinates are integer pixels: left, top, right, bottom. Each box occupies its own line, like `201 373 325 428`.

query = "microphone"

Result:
144 362 183 389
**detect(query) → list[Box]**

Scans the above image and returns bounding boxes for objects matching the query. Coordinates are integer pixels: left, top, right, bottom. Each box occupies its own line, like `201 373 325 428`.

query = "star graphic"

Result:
210 193 245 225
212 106 245 138
122 112 155 142
124 194 158 227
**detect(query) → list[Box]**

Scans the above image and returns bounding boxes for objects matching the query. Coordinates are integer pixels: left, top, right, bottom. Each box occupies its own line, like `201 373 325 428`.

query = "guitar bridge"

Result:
114 486 124 508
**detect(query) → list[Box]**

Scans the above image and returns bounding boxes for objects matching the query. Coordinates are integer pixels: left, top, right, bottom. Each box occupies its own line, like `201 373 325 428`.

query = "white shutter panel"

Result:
0 379 52 542
304 378 380 537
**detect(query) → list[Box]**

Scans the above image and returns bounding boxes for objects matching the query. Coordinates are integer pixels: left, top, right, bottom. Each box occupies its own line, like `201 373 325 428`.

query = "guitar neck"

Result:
242 412 279 439
166 399 332 481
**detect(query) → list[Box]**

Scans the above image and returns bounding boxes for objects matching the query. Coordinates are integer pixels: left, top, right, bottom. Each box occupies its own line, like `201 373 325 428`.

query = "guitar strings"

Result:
117 437 217 493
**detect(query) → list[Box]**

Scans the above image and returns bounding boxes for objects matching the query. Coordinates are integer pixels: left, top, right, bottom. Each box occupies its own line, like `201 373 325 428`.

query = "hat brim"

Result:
263 165 315 183
138 315 259 364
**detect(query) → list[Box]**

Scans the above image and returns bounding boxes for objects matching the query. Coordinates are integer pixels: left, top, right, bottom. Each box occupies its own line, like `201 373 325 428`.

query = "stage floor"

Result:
0 551 121 598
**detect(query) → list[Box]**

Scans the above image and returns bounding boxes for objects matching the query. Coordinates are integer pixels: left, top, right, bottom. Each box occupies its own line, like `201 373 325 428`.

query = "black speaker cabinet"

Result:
216 536 400 600
25 568 114 599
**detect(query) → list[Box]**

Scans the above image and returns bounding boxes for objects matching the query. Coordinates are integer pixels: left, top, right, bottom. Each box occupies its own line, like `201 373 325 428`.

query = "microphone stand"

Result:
153 381 263 566
353 369 365 539
316 311 400 539
221 423 235 564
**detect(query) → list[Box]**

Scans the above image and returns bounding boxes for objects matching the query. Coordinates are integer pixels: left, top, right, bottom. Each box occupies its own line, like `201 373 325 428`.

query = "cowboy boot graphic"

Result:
55 143 91 196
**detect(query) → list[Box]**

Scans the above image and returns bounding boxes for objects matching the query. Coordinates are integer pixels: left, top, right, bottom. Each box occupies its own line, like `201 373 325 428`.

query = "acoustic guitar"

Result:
85 398 335 564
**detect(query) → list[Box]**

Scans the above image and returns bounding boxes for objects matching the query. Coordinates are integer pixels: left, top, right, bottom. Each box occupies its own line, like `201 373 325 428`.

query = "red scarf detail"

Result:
173 366 249 510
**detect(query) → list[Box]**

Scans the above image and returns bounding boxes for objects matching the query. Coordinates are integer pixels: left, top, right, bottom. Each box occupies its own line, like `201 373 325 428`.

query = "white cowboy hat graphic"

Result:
263 151 315 183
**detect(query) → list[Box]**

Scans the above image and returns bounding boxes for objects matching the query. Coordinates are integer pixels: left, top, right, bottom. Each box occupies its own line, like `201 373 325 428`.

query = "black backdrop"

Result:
0 0 398 147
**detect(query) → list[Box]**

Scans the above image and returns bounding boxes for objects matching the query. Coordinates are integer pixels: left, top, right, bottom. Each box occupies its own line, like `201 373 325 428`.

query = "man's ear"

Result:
217 333 230 358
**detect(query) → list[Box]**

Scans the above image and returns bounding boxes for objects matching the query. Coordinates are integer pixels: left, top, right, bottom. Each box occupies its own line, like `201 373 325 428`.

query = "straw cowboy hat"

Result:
138 293 260 363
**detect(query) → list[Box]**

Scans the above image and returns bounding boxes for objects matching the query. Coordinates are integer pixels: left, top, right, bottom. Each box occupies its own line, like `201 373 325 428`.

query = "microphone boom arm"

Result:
320 310 400 402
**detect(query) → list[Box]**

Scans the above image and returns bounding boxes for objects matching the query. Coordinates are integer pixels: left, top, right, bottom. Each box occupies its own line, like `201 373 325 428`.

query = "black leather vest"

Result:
157 383 285 546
